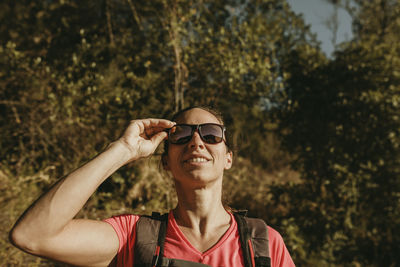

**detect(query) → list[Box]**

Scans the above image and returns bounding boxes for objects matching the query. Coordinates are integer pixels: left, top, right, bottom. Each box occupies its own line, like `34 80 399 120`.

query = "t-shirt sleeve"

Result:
268 226 296 267
104 214 140 267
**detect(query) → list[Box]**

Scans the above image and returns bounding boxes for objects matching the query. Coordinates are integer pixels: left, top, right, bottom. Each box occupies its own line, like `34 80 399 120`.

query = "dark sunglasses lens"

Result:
199 124 223 144
169 125 192 144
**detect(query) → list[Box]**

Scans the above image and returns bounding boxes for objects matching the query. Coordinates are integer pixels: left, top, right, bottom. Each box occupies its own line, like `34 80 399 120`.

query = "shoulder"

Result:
267 226 288 254
267 226 296 267
267 226 283 243
103 214 141 252
104 214 141 231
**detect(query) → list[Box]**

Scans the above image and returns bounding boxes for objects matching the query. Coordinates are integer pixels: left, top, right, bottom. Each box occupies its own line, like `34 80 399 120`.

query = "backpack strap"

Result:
135 211 270 267
234 213 271 267
234 213 253 267
245 217 271 267
134 212 211 267
134 212 168 267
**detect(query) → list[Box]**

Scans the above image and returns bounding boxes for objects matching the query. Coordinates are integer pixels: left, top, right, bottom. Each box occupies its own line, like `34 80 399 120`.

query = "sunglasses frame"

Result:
166 123 226 145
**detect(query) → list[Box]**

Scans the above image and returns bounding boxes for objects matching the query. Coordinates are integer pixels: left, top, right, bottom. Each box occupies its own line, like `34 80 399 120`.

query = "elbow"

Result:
9 226 27 249
9 225 40 254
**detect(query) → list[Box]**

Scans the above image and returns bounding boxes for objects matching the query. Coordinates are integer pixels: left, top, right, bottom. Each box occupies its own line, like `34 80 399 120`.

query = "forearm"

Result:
11 140 131 243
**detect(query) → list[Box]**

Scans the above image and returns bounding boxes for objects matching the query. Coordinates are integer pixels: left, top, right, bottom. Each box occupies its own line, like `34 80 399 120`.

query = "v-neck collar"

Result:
168 211 235 256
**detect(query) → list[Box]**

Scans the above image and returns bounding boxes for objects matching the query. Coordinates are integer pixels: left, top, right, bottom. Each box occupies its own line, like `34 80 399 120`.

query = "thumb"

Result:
151 131 168 147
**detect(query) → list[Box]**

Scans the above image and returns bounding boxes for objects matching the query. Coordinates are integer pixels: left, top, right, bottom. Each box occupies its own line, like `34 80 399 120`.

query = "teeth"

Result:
187 157 208 163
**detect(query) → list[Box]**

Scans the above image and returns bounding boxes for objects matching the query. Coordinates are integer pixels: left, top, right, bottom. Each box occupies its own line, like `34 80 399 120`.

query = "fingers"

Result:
137 119 175 138
126 119 174 138
151 131 169 146
140 119 174 148
140 119 175 130
116 118 174 161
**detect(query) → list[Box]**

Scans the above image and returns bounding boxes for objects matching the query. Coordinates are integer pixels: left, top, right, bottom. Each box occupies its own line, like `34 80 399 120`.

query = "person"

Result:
10 106 295 266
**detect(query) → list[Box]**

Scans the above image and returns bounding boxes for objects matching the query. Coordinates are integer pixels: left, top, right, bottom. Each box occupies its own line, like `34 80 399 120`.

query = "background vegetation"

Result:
1 0 399 266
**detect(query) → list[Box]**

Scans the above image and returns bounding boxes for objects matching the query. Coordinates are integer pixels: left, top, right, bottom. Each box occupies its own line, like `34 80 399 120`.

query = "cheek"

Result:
215 148 231 164
165 147 181 169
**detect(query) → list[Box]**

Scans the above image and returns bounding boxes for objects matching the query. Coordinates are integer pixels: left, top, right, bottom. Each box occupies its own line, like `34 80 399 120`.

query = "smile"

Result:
185 157 209 163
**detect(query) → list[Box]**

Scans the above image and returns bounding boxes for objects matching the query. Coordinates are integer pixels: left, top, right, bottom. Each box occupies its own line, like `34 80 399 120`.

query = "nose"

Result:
188 131 205 149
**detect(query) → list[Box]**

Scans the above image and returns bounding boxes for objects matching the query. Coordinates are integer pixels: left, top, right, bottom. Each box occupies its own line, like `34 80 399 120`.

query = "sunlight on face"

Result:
165 108 232 188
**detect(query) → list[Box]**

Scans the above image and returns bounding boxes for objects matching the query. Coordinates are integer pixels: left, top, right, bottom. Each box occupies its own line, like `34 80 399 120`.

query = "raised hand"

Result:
118 119 175 162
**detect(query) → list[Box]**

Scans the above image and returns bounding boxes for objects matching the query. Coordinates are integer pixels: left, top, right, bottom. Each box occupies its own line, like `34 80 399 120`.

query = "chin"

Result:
177 172 222 187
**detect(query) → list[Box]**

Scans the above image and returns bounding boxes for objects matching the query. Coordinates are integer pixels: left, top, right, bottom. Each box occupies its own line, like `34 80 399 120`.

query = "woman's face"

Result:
164 108 232 187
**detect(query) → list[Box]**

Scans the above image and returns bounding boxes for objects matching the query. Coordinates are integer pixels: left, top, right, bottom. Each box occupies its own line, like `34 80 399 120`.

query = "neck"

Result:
173 178 230 234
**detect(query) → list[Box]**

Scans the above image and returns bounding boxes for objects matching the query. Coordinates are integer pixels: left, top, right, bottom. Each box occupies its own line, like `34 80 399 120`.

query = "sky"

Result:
287 0 353 57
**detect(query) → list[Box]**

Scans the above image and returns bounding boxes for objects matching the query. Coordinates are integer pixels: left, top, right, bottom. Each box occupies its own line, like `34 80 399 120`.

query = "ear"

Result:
224 151 233 170
162 155 170 171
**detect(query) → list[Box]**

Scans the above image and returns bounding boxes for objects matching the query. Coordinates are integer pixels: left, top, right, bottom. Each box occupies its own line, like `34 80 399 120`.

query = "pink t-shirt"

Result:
105 211 295 267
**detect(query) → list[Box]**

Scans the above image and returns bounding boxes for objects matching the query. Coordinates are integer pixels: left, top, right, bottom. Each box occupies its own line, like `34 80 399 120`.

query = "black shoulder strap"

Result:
234 213 253 267
234 213 271 267
245 217 270 267
136 212 270 267
134 212 168 267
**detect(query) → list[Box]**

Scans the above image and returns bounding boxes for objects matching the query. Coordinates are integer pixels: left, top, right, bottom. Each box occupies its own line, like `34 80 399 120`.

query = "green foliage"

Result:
2 0 399 266
174 0 317 167
0 0 312 175
276 1 400 265
1 1 309 264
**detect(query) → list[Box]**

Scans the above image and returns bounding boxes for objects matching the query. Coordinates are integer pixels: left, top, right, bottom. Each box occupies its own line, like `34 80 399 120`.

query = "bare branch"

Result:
160 1 187 111
125 0 143 31
106 0 115 47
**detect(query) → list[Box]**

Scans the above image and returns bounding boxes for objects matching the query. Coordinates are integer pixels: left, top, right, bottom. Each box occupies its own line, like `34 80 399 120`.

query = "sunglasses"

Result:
166 123 226 145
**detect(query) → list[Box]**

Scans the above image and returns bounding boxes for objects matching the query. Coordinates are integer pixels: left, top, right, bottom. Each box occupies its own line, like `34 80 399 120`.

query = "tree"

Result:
276 0 400 265
172 0 318 167
1 0 317 174
1 0 320 264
